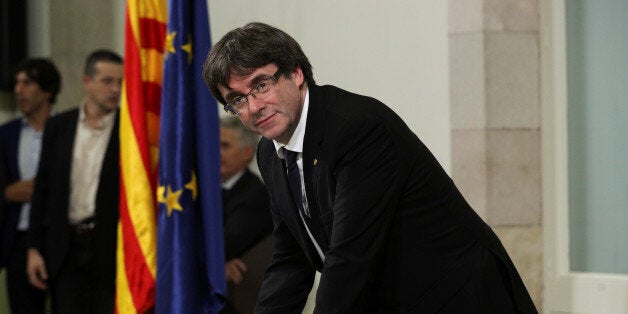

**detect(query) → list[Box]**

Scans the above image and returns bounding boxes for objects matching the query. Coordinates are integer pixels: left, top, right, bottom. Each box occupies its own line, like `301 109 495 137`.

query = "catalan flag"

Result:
156 0 226 312
117 0 166 313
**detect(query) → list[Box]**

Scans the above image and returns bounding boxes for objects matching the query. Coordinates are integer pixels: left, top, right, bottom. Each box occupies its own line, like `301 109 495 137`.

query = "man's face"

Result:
217 64 305 144
14 71 51 117
220 127 253 181
83 61 123 112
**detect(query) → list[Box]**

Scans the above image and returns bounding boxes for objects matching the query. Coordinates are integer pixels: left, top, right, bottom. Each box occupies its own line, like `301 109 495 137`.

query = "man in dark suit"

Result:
26 49 123 314
219 116 273 314
203 23 537 313
0 58 60 314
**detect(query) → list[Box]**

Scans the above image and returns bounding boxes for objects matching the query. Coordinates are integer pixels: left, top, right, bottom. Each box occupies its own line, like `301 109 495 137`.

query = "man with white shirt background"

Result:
26 49 122 314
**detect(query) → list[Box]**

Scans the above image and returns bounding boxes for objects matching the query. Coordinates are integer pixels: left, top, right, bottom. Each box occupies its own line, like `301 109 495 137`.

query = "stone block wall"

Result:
448 0 543 308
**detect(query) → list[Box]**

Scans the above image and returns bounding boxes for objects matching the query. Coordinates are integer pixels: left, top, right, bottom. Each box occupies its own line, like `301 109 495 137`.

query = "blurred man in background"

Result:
220 116 273 314
27 49 122 314
0 58 60 314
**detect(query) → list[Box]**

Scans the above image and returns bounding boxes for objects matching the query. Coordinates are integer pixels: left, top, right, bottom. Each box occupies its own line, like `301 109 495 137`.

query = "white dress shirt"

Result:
273 89 325 262
16 119 44 230
68 103 116 224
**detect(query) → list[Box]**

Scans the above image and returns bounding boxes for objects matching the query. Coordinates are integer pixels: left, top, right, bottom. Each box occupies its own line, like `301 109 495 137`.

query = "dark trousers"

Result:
50 229 114 314
6 231 46 314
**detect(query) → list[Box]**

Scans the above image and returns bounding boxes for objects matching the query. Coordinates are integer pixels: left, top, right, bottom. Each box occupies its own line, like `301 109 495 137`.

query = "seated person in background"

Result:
220 116 273 314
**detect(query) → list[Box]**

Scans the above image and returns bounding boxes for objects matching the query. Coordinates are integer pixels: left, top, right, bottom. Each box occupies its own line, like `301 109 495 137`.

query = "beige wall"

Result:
0 92 13 122
209 0 452 170
48 0 124 112
25 1 123 114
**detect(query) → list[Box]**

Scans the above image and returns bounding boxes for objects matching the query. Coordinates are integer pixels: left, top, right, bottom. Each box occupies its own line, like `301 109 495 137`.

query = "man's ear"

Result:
44 91 53 104
243 146 255 161
291 67 305 87
81 75 91 89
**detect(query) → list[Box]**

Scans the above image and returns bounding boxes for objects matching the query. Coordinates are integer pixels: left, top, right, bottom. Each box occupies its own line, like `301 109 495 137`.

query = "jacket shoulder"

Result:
0 118 22 134
313 85 405 132
311 85 410 140
257 138 276 163
49 108 79 123
44 108 79 130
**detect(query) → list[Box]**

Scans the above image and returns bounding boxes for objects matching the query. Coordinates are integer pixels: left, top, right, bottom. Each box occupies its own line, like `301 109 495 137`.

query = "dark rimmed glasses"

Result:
223 70 282 115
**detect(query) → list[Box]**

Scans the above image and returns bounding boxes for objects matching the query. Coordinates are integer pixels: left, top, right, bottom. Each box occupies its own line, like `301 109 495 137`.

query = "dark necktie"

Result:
284 148 327 263
283 148 310 218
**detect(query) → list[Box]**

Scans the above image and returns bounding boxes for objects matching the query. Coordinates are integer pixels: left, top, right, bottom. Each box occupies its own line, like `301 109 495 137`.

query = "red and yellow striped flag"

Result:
116 0 166 313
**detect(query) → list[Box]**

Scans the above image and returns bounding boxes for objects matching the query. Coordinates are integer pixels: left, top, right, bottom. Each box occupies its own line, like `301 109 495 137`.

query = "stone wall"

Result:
448 0 543 309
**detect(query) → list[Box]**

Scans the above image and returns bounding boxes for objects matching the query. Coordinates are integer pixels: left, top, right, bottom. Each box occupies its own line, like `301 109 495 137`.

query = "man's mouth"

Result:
256 112 277 127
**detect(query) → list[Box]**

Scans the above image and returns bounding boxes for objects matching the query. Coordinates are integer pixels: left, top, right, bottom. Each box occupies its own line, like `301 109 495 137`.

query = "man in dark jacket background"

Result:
0 58 60 314
219 115 273 314
26 49 122 314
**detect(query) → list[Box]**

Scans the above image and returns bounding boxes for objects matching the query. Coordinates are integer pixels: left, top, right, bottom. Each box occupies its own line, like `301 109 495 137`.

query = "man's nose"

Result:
246 96 265 113
14 83 23 94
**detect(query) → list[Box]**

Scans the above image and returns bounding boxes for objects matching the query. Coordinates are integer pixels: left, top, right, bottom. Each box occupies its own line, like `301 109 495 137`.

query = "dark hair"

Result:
203 22 315 105
14 58 62 104
83 49 123 78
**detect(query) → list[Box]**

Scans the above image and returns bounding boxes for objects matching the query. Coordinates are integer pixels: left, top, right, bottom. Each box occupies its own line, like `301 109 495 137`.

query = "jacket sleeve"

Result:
0 124 17 226
254 202 315 314
253 143 315 314
0 139 8 229
223 175 273 260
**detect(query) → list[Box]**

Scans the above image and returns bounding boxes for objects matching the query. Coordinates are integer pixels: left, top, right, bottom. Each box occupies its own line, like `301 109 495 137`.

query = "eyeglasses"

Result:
223 70 282 115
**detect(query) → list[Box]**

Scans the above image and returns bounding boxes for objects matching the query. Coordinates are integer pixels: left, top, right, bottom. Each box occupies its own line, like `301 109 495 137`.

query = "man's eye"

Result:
232 96 245 106
255 81 268 93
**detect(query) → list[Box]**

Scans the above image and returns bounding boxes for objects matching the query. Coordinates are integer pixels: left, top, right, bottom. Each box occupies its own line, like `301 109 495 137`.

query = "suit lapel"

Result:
95 112 119 225
46 110 79 224
6 121 22 179
301 86 329 251
267 148 322 264
61 110 80 197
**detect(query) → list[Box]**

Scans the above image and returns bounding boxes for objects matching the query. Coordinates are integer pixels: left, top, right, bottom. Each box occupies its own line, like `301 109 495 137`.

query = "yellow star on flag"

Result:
157 185 166 203
185 171 198 200
181 34 193 64
164 186 183 217
164 31 177 59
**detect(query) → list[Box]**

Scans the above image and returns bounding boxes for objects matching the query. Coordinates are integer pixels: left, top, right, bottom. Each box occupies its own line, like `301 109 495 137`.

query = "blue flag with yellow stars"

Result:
156 0 226 313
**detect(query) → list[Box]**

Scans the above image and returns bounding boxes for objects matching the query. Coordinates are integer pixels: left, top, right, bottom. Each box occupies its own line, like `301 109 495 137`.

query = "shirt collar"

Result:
20 109 56 131
274 88 309 159
79 99 116 130
20 117 32 129
222 169 246 190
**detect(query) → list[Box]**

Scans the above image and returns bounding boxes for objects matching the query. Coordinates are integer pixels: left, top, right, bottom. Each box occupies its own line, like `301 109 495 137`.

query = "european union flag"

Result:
156 0 226 313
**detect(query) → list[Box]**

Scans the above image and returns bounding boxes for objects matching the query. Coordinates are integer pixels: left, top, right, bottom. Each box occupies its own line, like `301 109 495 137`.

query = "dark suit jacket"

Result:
223 168 273 261
255 85 537 313
0 119 24 268
27 108 119 283
222 168 273 314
